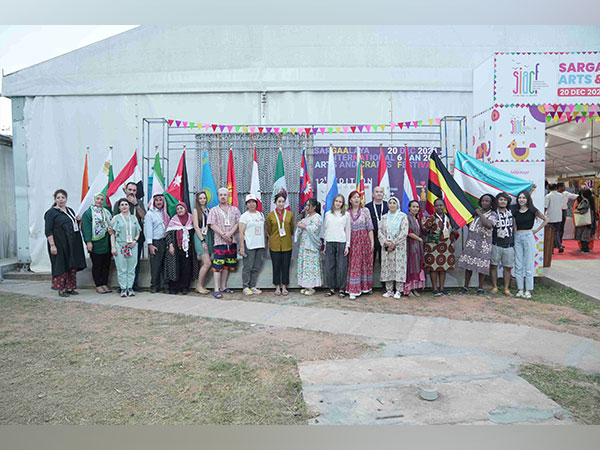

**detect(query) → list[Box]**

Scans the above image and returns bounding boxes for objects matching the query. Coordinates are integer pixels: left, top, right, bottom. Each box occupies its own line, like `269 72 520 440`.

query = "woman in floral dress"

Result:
296 198 323 295
378 197 409 299
346 190 374 300
422 198 460 296
459 194 498 295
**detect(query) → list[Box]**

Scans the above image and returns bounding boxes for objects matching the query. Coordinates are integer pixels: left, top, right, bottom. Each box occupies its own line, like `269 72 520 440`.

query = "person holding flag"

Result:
366 186 388 266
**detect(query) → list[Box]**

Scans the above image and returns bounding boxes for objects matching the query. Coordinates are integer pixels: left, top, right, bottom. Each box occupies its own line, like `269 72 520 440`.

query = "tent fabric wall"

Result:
0 138 16 259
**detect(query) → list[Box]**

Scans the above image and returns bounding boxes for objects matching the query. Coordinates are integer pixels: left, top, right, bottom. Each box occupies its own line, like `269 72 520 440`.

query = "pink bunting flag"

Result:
435 118 441 125
366 125 372 132
182 121 188 128
204 124 210 131
227 125 233 133
343 126 349 133
274 127 280 134
319 127 325 135
250 126 256 133
390 123 396 131
412 121 418 128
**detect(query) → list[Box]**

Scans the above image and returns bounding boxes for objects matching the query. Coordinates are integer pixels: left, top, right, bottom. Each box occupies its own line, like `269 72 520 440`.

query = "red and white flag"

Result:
106 151 142 207
249 146 262 212
377 145 390 200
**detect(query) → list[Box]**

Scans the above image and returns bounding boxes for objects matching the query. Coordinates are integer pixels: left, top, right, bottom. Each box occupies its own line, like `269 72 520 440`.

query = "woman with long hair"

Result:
266 191 295 296
378 196 409 298
346 190 374 300
110 197 141 297
296 198 323 296
193 191 214 294
574 188 598 253
80 192 113 294
512 189 548 298
166 202 198 295
323 193 350 298
459 194 498 295
44 189 87 297
404 200 425 297
422 198 459 296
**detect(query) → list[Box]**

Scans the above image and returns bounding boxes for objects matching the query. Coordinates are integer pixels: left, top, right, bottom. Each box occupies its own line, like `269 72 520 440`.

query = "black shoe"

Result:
150 287 158 294
169 289 177 295
181 288 189 295
558 248 564 253
58 290 69 297
441 290 449 296
459 286 469 294
67 290 79 295
433 290 443 297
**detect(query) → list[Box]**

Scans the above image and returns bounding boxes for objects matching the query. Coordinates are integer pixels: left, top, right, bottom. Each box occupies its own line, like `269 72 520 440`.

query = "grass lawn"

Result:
519 363 600 424
0 292 371 424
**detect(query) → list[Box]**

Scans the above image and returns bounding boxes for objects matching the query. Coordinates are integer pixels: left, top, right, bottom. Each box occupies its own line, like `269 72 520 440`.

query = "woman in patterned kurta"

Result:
346 191 375 300
296 199 323 295
378 197 409 299
459 194 498 295
404 200 426 297
422 198 460 296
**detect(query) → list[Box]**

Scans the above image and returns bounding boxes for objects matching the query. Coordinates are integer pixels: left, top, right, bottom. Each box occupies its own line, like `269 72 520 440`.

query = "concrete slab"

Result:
544 260 600 303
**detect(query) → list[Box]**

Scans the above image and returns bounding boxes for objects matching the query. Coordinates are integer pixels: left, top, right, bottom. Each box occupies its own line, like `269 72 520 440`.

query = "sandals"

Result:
325 290 335 297
503 290 513 297
338 291 346 298
274 289 282 296
213 291 223 299
223 288 234 294
490 287 499 295
282 289 289 296
459 286 469 294
196 286 209 295
477 288 485 296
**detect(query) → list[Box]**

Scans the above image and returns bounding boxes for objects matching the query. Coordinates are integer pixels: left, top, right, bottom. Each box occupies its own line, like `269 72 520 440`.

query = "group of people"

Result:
544 182 598 253
46 180 592 300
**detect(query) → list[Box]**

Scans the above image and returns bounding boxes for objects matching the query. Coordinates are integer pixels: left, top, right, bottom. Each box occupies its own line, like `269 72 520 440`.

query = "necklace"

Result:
350 207 361 222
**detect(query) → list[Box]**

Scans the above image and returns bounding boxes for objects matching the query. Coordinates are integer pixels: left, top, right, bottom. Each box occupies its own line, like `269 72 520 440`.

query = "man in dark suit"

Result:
365 185 388 266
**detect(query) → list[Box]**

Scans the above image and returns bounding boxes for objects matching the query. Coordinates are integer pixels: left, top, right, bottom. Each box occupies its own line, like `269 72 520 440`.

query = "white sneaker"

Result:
349 294 357 300
242 287 253 296
524 291 532 299
251 287 262 295
516 290 524 298
394 291 402 299
382 291 394 298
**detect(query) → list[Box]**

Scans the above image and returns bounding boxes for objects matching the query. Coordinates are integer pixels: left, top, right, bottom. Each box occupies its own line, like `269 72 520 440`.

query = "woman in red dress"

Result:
346 190 375 300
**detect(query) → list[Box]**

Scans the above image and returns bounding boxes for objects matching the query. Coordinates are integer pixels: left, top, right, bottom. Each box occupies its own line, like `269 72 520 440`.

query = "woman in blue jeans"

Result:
512 190 548 299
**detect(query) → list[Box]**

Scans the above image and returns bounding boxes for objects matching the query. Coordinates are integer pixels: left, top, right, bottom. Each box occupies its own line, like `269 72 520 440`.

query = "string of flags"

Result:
166 118 443 134
542 104 600 123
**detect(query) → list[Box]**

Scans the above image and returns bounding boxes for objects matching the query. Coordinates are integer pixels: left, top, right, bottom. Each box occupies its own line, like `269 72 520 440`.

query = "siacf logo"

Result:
512 62 541 95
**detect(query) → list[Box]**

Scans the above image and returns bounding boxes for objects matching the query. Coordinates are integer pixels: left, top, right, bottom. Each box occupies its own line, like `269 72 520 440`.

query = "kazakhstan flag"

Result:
201 149 218 208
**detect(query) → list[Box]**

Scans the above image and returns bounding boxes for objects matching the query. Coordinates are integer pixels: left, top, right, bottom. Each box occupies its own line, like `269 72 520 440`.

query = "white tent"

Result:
3 25 600 271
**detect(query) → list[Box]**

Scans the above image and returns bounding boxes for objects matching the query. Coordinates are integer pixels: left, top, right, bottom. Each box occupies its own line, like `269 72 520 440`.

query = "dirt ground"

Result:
0 293 370 424
220 285 600 341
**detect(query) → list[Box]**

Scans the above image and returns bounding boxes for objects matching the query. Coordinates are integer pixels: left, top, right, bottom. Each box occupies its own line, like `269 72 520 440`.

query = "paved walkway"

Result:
544 259 600 303
1 279 599 373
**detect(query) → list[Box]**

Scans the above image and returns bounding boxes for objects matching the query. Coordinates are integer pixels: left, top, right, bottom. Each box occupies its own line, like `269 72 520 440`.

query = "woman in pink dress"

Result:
346 190 375 300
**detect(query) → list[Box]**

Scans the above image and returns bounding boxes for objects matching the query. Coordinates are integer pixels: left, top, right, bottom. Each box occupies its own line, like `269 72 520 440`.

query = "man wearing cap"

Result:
207 187 241 298
239 194 266 296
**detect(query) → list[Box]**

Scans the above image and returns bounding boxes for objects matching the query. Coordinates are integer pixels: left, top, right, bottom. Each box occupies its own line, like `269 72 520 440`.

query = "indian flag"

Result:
454 151 533 208
271 148 290 211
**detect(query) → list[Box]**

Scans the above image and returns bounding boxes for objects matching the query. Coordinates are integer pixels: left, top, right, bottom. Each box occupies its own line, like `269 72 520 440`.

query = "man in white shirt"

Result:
557 182 579 247
144 193 168 293
544 183 564 253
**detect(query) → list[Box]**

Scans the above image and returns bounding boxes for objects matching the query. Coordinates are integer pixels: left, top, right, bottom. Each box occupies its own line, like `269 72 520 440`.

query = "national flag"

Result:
200 149 218 208
106 151 143 208
165 151 191 217
226 148 238 207
453 151 534 208
271 149 290 211
402 146 419 214
324 145 339 215
426 151 475 229
147 152 165 208
377 146 390 201
76 149 112 216
81 152 89 202
355 146 365 205
249 146 262 212
299 149 313 213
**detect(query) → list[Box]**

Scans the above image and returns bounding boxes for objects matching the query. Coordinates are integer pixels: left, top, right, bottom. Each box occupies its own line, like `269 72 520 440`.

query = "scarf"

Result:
149 194 170 228
385 197 405 236
166 202 193 256
90 204 112 241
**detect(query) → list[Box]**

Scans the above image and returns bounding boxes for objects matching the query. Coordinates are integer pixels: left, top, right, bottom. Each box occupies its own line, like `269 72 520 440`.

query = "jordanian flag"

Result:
454 151 533 208
426 151 475 229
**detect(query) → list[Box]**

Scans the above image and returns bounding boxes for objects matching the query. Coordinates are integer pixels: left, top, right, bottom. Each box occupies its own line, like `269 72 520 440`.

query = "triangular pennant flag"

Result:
312 127 318 134
258 127 264 134
242 126 248 133
168 120 174 127
582 112 587 118
335 127 341 133
190 122 195 129
291 128 297 134
227 125 233 133
573 111 579 117
406 122 411 129
435 118 441 124
235 126 241 132
358 125 364 132
583 105 588 112
204 124 210 131
350 126 356 133
398 123 404 130
182 121 188 128
282 127 288 134
197 123 203 129
328 127 333 134
211 124 218 132
319 127 326 135
176 120 181 127
274 127 280 134
378 124 385 131
343 126 349 133
575 105 583 112
549 111 556 118
390 123 396 131
219 125 226 132
298 128 304 135
418 120 423 126
428 119 434 125
305 127 311 135
412 121 419 128
266 127 272 134
250 126 256 133
366 125 372 132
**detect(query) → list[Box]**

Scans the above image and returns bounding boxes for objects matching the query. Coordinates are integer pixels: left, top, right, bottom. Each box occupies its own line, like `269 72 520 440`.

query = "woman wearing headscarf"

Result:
165 202 198 295
44 189 87 297
574 188 598 253
378 197 409 298
81 192 113 294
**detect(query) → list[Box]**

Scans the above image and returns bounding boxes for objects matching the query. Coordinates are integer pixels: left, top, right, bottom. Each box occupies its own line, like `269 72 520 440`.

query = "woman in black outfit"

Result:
44 189 87 297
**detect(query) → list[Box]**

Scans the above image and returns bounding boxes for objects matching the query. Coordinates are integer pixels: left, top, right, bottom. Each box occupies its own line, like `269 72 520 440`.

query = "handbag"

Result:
574 200 592 227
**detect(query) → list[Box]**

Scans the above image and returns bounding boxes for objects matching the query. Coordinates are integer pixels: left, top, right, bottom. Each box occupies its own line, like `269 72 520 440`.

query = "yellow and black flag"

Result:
426 151 475 229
